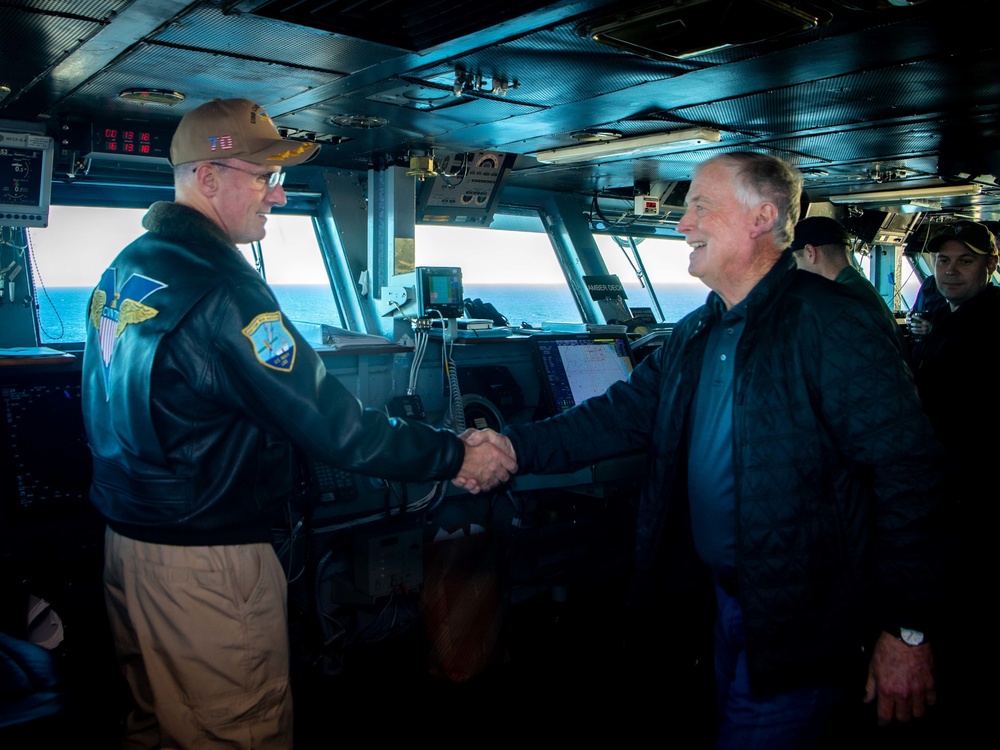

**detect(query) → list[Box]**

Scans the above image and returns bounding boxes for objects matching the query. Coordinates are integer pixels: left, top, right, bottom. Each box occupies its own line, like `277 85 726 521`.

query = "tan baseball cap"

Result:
169 98 319 167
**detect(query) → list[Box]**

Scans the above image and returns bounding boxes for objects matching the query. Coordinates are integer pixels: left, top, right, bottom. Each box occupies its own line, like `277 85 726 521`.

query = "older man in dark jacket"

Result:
461 152 946 749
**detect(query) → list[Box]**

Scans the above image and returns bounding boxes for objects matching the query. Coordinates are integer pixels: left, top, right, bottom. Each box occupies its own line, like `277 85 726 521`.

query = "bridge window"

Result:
29 206 146 344
237 215 344 330
593 235 707 323
27 207 337 343
416 214 581 326
898 251 930 312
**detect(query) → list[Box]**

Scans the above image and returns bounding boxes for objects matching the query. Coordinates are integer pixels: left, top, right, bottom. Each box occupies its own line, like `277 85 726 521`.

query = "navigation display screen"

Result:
0 145 44 207
0 130 53 227
531 334 634 417
0 374 92 521
0 368 104 561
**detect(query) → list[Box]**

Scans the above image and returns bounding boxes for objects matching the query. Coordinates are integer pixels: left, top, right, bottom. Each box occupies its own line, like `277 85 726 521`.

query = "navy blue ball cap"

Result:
790 216 850 252
927 220 997 256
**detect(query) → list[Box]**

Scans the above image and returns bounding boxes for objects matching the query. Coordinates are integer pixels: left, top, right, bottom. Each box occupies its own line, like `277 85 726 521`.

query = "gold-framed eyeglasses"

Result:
201 162 286 192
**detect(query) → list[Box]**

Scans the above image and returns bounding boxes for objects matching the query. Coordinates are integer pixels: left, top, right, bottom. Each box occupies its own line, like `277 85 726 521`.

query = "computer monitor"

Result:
0 129 54 228
530 333 635 418
0 369 92 522
0 366 106 561
416 266 464 319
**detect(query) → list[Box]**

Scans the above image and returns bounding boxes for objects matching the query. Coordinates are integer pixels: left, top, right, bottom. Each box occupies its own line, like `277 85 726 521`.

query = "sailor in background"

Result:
910 219 999 746
791 215 904 347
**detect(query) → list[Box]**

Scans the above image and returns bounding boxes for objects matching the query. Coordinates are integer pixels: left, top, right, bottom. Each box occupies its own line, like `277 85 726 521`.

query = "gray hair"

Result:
696 152 802 248
174 162 198 185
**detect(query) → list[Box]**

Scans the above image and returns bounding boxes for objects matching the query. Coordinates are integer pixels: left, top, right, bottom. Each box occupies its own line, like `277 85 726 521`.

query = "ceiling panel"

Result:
250 0 570 52
670 54 1000 139
0 7 106 110
154 3 407 73
56 42 339 126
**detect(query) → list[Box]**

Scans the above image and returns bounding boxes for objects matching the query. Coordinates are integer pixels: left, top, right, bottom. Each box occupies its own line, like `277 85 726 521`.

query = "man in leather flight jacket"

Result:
82 98 515 749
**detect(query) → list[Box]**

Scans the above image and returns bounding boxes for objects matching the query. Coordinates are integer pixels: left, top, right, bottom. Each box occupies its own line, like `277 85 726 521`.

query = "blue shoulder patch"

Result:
242 311 296 372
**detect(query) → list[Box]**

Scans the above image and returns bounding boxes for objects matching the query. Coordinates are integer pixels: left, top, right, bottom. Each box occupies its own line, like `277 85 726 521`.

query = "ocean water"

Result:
36 282 709 344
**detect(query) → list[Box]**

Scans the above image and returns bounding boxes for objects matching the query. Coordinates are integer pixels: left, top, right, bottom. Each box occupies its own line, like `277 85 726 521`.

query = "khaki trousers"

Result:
103 528 292 749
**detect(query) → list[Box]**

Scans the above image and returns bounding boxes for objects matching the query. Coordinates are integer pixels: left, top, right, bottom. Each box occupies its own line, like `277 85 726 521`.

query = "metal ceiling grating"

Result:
58 43 339 124
154 3 407 73
670 53 1000 139
297 98 465 140
8 0 128 17
0 8 105 109
251 0 570 52
346 79 544 123
413 21 690 110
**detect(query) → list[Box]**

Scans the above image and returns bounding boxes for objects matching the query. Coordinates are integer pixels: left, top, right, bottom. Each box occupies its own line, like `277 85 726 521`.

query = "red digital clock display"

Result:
95 125 165 158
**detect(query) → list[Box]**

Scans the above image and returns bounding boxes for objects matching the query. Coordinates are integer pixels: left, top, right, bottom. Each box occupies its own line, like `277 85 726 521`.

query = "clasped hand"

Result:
452 428 518 493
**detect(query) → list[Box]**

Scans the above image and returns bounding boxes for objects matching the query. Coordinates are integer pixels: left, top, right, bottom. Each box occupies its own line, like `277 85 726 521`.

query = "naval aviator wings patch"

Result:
89 268 167 397
242 311 296 372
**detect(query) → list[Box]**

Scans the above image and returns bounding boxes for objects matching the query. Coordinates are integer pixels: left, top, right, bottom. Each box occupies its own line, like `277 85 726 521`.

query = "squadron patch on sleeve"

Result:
242 311 296 372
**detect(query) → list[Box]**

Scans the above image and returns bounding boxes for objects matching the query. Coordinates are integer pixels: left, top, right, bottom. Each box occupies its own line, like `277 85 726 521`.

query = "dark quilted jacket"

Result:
507 251 947 691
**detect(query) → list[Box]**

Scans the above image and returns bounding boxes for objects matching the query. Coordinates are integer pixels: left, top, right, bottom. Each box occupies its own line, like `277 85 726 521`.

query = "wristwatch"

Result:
899 627 925 646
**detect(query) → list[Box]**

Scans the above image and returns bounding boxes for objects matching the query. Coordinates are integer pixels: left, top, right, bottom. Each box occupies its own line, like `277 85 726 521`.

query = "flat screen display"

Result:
531 333 635 417
0 372 93 521
0 367 105 561
0 130 54 228
416 266 464 318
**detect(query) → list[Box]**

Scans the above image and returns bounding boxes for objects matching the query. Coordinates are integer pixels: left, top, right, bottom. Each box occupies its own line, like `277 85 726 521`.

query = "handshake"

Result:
452 428 519 494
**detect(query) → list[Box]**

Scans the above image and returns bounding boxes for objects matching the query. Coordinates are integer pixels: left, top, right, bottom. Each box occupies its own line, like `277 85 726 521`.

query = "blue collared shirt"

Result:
687 294 747 577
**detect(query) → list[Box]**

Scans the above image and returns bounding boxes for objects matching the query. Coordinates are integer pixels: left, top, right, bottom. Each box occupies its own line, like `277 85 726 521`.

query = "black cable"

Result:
19 228 65 340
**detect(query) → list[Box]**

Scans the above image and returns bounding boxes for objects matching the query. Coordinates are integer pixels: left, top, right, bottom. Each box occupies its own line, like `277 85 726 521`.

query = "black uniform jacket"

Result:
82 202 464 546
914 283 999 460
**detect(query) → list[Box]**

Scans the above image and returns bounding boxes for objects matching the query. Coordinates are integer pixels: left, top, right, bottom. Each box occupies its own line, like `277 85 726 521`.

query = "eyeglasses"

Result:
199 162 286 192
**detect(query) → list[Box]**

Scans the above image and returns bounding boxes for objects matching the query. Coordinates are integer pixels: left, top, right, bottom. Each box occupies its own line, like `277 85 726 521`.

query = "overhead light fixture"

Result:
533 127 722 165
119 89 185 105
829 184 981 204
898 201 939 214
570 129 622 143
329 114 388 129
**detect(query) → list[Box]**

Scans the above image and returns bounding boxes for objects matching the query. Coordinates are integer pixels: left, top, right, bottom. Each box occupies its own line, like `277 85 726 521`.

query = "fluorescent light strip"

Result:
533 127 722 164
828 184 981 204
